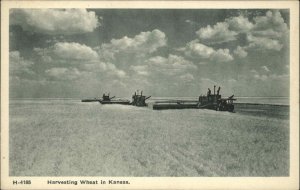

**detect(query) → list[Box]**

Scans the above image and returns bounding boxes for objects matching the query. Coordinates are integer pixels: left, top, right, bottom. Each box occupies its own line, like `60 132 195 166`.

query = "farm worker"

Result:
207 88 211 96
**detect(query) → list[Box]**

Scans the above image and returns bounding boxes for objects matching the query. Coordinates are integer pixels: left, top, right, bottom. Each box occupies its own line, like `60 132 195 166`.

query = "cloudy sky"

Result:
9 9 289 98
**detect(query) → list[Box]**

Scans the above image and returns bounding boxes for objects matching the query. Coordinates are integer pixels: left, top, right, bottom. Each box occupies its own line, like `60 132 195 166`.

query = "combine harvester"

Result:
99 93 131 105
131 91 151 107
97 91 151 106
153 86 236 112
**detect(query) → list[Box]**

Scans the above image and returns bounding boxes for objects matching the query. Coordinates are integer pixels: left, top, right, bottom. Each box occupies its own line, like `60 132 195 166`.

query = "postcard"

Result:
1 1 299 189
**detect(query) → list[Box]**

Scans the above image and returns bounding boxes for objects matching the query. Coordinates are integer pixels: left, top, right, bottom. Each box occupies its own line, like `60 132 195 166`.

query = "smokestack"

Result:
214 85 216 95
217 87 221 95
141 91 143 96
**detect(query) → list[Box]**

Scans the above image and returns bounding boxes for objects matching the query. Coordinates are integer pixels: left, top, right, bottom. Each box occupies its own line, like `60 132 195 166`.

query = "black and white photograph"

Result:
1 1 299 189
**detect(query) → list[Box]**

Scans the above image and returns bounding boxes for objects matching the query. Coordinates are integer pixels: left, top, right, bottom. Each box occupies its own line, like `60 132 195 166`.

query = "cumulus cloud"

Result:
128 54 198 88
181 40 214 59
233 46 248 58
193 9 288 54
33 42 126 81
10 51 34 75
52 42 99 60
246 34 283 51
225 15 254 32
211 49 234 62
34 42 99 64
253 10 288 34
196 22 237 44
98 29 167 61
10 9 100 35
179 40 234 63
245 10 288 51
84 62 126 78
92 29 168 78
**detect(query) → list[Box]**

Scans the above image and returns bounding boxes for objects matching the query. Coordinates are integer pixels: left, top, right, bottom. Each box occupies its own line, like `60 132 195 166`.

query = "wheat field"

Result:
9 99 289 176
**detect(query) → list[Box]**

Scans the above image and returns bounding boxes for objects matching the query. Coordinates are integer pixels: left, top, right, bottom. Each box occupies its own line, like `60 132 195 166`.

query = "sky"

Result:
9 9 290 98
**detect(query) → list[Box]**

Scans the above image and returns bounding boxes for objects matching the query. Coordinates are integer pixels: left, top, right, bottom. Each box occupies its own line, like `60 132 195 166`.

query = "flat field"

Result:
9 99 289 176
